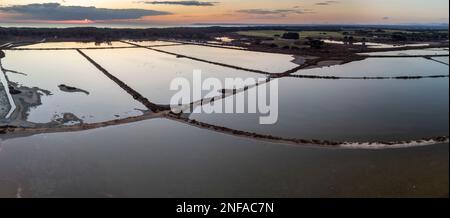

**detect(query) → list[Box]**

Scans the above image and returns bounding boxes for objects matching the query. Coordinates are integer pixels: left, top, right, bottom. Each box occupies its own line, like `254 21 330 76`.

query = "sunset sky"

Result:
0 0 448 25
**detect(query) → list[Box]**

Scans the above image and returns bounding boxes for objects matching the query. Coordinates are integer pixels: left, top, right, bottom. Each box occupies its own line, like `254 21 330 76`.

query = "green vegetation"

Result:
238 30 345 39
237 30 286 38
238 28 449 50
282 32 300 40
298 31 345 38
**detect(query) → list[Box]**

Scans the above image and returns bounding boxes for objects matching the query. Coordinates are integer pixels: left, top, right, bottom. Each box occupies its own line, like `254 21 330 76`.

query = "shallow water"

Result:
123 40 181 47
294 57 449 77
431 56 450 65
360 48 449 56
0 119 447 198
0 46 448 198
190 77 449 142
324 40 430 48
157 44 299 73
1 50 146 124
215 37 234 42
83 48 267 105
17 41 133 49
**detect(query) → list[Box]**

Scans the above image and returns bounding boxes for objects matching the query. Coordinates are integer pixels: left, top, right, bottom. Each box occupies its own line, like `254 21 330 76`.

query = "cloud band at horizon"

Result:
0 3 171 21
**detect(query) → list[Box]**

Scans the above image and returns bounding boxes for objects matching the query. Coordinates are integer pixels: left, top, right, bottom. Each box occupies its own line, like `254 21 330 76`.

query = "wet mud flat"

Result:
0 41 449 197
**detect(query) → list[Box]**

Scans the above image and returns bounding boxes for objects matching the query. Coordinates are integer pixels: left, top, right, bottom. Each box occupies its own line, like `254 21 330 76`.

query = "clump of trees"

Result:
306 38 324 49
343 36 355 44
281 32 300 40
0 26 447 44
0 27 235 42
391 32 408 41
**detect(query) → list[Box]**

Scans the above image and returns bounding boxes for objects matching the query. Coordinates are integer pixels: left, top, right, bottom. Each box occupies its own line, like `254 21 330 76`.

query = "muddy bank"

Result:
1 53 52 126
2 81 52 127
0 111 160 137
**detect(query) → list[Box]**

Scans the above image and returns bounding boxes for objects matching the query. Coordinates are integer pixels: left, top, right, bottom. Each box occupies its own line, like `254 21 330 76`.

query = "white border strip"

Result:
0 68 17 119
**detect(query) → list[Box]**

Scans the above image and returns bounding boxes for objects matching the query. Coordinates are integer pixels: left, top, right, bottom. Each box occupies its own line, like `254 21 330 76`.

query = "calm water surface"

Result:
0 44 448 197
17 41 133 49
123 40 181 47
0 119 448 198
1 50 145 124
157 44 299 73
83 48 266 105
294 57 449 77
191 78 449 142
360 48 449 56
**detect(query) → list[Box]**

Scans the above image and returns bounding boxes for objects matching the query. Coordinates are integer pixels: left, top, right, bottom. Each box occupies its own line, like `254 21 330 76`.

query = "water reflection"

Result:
360 48 449 56
157 44 299 73
191 78 449 142
324 39 430 49
0 43 448 197
294 57 449 77
1 50 146 125
17 41 133 49
0 119 448 197
83 48 266 105
123 40 181 47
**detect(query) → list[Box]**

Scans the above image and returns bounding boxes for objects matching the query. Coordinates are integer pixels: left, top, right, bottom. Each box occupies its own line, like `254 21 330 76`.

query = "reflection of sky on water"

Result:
1 50 146 124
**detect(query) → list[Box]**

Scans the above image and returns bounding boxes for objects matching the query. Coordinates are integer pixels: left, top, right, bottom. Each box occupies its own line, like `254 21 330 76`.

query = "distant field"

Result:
237 30 351 48
237 30 346 39
237 29 450 40
299 31 345 38
237 30 286 38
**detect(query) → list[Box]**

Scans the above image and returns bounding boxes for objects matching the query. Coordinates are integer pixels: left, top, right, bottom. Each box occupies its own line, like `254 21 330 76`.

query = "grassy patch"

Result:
237 30 347 39
237 30 286 38
300 31 345 38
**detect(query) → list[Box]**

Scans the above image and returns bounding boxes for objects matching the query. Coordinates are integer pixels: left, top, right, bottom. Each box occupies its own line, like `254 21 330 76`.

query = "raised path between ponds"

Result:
287 74 449 80
424 56 449 66
2 110 448 150
76 49 169 113
156 39 249 51
358 54 449 58
121 40 273 75
0 47 448 150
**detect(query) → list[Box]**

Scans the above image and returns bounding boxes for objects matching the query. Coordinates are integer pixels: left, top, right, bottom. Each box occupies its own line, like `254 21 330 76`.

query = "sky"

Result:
0 0 448 25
